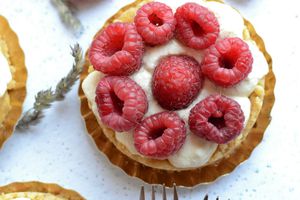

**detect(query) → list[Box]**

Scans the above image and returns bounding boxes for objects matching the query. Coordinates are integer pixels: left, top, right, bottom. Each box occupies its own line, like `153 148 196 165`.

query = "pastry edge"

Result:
0 181 85 200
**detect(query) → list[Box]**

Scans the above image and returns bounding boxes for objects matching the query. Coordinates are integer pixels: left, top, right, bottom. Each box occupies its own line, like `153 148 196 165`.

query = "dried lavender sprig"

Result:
51 0 84 36
16 44 83 130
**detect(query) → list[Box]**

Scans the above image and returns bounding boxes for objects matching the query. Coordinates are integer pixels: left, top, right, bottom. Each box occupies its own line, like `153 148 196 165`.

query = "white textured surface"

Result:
0 0 299 199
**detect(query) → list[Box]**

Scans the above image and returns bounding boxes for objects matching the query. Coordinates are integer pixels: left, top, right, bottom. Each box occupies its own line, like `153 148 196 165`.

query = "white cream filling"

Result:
82 0 269 169
0 52 12 96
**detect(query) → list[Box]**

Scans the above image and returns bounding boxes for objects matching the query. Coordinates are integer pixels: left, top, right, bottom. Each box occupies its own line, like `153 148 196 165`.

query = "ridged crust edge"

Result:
0 16 27 150
0 181 85 200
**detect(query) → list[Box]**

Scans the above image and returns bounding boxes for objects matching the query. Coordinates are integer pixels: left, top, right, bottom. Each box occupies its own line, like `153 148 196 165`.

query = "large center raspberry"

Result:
95 76 148 132
175 3 220 50
89 22 144 76
134 111 186 159
152 55 203 110
188 94 245 144
201 37 253 87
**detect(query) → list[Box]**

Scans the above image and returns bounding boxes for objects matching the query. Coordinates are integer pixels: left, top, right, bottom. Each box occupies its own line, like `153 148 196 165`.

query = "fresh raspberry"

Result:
152 55 203 110
134 111 186 159
201 37 253 87
175 3 220 50
89 22 144 76
134 2 176 45
188 94 245 144
95 76 148 132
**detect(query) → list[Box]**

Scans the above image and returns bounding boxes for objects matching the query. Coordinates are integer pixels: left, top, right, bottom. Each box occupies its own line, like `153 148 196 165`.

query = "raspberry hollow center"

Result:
148 127 166 140
208 116 226 129
149 13 163 26
219 56 236 69
104 37 124 56
110 92 124 115
191 21 204 37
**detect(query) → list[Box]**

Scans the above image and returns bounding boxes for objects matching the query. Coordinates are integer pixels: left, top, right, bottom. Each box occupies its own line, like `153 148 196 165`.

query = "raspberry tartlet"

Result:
0 16 27 150
0 181 84 200
79 0 275 186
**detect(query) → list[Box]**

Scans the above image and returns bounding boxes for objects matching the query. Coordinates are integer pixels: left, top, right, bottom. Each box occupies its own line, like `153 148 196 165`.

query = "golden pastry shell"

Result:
0 16 27 150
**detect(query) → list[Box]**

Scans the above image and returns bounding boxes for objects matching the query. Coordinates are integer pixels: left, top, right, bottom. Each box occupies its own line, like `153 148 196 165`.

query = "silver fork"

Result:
139 184 219 200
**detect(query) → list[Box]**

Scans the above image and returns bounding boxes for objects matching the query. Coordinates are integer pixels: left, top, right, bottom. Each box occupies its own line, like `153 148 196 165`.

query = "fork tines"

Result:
139 184 219 200
139 184 178 200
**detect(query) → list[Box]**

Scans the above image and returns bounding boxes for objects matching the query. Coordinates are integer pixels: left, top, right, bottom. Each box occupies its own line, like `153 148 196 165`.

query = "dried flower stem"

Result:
51 0 83 36
16 44 83 130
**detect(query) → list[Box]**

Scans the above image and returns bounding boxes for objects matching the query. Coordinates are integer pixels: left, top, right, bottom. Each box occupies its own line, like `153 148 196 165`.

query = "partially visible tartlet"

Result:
0 16 27 149
0 181 85 200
